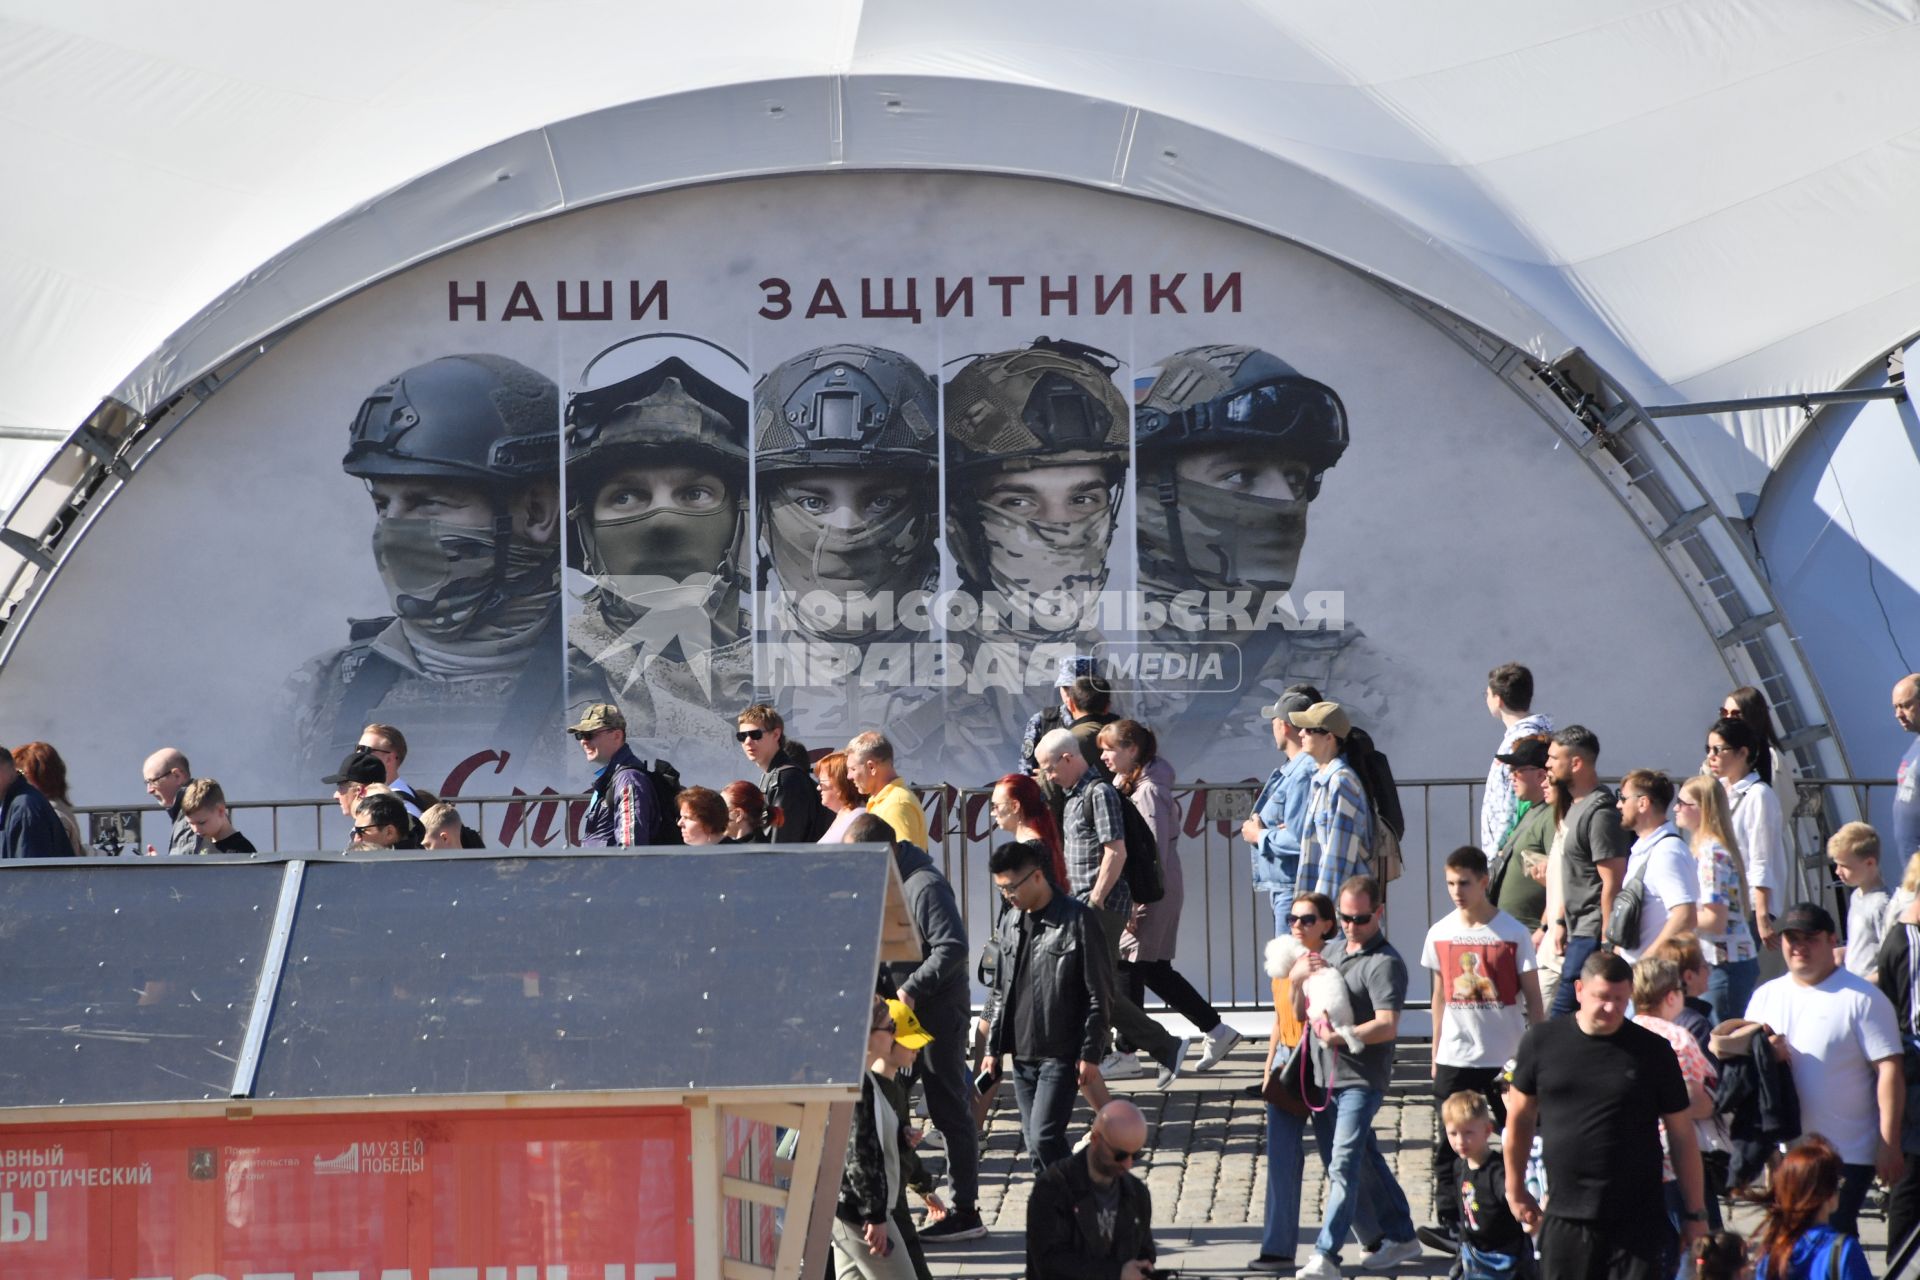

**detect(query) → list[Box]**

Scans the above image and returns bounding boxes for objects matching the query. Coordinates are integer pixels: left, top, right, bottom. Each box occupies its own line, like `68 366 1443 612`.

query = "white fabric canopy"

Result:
2 0 1916 509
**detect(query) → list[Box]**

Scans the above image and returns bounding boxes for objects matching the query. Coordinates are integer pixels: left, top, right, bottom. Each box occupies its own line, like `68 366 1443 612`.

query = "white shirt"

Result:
1620 822 1699 963
1746 967 1902 1164
1726 773 1791 908
1421 908 1538 1068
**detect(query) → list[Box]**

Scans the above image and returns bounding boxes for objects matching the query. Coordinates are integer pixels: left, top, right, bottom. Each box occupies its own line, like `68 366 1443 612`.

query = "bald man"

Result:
1895 675 1920 862
141 747 205 856
1026 1100 1157 1280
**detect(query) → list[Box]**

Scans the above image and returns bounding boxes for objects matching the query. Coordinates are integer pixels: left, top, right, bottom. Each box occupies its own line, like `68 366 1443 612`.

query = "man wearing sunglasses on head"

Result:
1026 1099 1158 1280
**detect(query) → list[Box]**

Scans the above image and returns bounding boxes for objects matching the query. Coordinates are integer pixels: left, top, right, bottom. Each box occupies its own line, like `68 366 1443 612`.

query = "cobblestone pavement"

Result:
909 1033 1892 1278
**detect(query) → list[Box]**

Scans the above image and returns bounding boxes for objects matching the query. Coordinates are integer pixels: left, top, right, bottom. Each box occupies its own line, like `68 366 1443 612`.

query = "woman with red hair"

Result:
1752 1134 1870 1280
722 780 780 844
988 773 1066 889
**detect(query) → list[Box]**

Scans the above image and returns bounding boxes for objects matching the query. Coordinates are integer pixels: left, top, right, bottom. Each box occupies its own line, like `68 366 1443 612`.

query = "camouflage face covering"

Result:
978 504 1113 628
764 498 928 600
372 517 557 644
589 505 738 584
1138 478 1307 597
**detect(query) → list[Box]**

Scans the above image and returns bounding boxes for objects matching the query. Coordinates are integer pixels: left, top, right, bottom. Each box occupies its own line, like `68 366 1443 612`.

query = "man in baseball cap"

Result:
1247 686 1324 931
1744 899 1903 1237
323 748 387 821
569 703 658 847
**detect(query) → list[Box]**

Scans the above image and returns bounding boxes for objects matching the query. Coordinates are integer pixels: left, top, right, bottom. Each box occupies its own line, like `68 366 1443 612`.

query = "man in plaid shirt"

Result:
1290 701 1374 900
1037 728 1190 1088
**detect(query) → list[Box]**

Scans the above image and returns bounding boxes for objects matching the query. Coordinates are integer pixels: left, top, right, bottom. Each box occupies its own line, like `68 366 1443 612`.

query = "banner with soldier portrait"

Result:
0 171 1731 843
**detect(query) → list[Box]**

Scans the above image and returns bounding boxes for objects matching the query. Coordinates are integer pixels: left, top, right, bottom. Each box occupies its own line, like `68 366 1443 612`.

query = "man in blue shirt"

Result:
571 704 657 847
1244 687 1321 934
0 747 72 858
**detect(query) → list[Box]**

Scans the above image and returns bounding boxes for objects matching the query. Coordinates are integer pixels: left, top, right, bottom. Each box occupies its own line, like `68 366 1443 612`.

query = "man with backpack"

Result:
1036 728 1190 1088
570 703 663 847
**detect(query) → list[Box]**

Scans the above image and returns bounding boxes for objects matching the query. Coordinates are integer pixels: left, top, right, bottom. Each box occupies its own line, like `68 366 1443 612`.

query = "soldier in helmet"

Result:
289 352 566 786
754 344 946 763
943 338 1131 781
1132 344 1392 778
564 341 752 781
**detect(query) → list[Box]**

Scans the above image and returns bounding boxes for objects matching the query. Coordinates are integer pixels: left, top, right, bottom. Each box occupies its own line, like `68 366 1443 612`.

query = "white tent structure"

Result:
1 0 1915 790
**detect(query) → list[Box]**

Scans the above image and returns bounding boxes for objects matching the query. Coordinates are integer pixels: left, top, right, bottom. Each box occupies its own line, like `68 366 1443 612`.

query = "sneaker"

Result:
917 1207 986 1243
1099 1051 1145 1079
1298 1251 1342 1280
1415 1226 1460 1256
1194 1023 1243 1072
1247 1254 1295 1273
1155 1038 1193 1089
1360 1239 1422 1270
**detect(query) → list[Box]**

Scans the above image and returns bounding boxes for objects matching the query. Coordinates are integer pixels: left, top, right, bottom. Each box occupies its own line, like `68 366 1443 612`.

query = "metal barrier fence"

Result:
76 791 593 857
78 776 1897 1009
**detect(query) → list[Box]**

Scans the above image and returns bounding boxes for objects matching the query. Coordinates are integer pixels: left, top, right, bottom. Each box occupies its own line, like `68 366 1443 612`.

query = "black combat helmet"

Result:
1134 345 1347 497
754 343 937 473
344 353 559 483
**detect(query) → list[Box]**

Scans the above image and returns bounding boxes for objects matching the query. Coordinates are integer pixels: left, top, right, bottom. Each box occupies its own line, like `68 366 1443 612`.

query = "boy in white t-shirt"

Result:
1417 846 1543 1254
1830 823 1888 980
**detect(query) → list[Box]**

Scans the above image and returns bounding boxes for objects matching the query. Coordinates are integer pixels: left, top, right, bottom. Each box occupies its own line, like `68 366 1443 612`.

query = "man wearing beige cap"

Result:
1289 701 1374 901
570 703 656 847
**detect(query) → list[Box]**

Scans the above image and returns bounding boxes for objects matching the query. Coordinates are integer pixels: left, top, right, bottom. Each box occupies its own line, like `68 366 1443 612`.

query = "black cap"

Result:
322 748 386 787
1260 690 1317 721
1496 736 1551 769
1777 902 1838 935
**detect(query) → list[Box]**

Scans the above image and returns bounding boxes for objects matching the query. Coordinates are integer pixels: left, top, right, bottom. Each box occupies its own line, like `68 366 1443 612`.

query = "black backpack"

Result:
1344 726 1405 839
1119 799 1166 904
645 758 684 846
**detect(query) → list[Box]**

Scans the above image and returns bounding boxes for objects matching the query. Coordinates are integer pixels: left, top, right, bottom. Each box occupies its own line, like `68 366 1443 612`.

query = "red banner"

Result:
0 1109 692 1279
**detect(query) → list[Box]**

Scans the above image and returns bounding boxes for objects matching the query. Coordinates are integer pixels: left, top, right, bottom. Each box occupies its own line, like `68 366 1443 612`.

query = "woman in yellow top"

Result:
1254 891 1351 1274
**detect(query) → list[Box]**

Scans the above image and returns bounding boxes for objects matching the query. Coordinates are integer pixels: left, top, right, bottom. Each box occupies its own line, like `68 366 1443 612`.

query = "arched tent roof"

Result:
2 0 1917 513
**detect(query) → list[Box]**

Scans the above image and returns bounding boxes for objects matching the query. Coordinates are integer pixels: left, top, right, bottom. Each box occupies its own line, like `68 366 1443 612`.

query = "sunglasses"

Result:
735 728 766 743
351 823 382 837
1339 911 1375 925
1288 913 1323 927
1301 726 1333 737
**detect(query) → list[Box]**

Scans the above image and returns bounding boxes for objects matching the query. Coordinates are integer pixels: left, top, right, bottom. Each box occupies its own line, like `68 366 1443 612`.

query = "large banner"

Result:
0 173 1730 842
0 1111 692 1278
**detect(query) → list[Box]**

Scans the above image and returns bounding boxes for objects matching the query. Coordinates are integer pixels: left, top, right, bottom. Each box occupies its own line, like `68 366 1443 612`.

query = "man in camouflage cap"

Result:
289 352 565 787
564 337 753 783
1132 344 1391 779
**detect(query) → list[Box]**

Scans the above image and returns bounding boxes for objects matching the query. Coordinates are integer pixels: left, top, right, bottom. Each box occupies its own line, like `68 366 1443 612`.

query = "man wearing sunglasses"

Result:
570 703 657 847
1026 1099 1158 1280
1296 874 1420 1279
736 703 828 841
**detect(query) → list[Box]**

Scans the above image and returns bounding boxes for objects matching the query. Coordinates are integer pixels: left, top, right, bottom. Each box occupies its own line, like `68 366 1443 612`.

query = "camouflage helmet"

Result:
565 353 749 475
755 344 937 473
1134 345 1347 499
343 353 558 484
944 337 1129 474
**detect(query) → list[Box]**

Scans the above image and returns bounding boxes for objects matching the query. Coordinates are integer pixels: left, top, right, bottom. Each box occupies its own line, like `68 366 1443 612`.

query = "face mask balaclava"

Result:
974 491 1116 635
590 505 739 585
372 512 559 674
1137 475 1307 601
764 498 931 639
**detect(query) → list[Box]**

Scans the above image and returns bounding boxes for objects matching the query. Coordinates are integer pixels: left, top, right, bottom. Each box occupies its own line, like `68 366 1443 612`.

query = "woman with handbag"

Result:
1254 892 1381 1273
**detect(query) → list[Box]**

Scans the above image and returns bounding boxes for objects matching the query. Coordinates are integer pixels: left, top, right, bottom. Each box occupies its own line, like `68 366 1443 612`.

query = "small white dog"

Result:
1265 934 1365 1054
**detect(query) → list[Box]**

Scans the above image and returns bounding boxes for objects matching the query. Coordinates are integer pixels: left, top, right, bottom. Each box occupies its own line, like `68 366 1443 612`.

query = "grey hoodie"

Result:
888 841 970 1020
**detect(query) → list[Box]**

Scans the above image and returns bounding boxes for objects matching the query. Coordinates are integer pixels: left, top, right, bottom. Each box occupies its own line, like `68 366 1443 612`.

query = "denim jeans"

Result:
1263 1103 1307 1259
1704 957 1760 1026
1311 1086 1415 1258
1550 935 1601 1017
1011 1057 1079 1173
1266 880 1296 940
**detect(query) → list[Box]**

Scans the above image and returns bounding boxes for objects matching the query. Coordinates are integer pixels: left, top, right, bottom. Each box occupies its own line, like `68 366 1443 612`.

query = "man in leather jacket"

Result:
981 838 1112 1173
1026 1099 1158 1280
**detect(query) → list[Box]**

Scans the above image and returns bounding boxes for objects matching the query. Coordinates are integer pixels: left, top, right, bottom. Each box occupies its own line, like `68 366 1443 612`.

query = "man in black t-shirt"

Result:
1505 950 1705 1280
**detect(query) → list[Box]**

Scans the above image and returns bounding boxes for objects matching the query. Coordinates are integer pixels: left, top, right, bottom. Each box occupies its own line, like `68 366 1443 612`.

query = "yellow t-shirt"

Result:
865 778 930 850
1272 976 1306 1049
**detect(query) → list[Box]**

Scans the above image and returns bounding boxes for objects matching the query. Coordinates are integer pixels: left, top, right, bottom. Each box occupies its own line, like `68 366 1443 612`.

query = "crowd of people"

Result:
3 664 1920 1280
